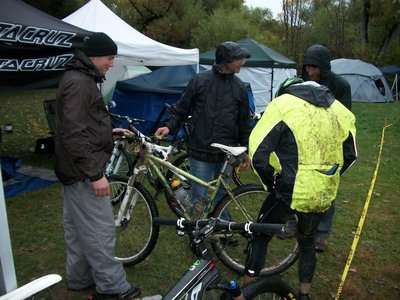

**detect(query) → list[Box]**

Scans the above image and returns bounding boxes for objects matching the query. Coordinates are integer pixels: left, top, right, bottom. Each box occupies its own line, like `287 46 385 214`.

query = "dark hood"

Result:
301 45 331 81
65 49 104 83
214 41 251 68
285 81 335 108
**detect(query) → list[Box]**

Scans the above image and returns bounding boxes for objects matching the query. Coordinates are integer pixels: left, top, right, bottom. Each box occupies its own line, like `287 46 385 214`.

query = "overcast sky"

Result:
244 0 282 18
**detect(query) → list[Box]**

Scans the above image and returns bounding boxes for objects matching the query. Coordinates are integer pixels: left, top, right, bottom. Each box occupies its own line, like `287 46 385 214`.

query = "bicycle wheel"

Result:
210 184 299 276
108 175 159 265
106 143 134 177
242 276 297 300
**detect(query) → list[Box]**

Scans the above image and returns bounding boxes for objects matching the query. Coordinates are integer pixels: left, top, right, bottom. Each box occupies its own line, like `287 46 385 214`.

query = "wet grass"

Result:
1 89 399 299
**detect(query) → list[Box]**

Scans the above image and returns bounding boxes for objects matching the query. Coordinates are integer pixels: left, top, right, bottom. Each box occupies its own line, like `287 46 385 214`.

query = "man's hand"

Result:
92 176 110 197
154 126 170 139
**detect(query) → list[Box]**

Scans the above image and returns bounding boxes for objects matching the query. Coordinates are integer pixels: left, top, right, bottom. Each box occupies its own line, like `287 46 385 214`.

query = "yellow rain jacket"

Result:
249 82 357 213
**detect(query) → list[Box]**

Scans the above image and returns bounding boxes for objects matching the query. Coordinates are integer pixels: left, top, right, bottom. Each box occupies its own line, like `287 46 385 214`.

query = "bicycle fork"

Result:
114 170 143 227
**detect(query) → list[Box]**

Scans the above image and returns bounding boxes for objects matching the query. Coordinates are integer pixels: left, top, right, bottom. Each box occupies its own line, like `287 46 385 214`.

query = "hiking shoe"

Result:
190 199 207 220
89 286 141 300
315 236 328 252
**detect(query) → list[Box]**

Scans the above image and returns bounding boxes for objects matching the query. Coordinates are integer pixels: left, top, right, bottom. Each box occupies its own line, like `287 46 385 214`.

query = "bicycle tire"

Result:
108 175 159 265
210 184 299 276
106 143 134 177
242 276 297 300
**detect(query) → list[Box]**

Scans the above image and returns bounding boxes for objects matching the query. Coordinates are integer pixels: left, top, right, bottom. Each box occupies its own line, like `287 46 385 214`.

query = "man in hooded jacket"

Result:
243 78 357 300
301 44 352 251
55 32 140 299
155 41 251 219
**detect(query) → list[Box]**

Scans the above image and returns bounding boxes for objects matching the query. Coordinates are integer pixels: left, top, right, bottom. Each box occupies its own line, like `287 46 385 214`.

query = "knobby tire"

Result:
210 184 299 276
108 175 159 265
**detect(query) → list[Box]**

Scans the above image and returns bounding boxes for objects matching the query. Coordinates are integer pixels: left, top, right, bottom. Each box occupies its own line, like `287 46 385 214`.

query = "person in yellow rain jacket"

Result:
243 77 357 300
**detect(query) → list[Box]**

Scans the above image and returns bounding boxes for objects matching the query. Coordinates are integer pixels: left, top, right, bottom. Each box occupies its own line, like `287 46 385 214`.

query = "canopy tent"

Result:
331 59 393 103
0 0 91 89
111 65 255 136
200 38 296 113
63 0 199 98
379 65 400 101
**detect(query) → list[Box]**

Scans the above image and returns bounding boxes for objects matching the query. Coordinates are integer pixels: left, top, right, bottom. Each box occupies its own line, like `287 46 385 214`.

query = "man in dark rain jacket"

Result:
243 77 357 300
301 44 352 251
155 41 251 219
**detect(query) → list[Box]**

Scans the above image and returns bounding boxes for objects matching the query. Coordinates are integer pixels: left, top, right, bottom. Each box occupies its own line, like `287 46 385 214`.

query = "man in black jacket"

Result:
55 32 140 299
155 41 251 219
301 44 352 251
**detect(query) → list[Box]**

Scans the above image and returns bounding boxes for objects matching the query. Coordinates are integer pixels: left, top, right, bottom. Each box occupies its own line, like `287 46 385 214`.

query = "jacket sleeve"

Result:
340 113 357 175
164 74 197 134
237 86 251 147
249 101 282 190
335 77 352 111
60 76 104 180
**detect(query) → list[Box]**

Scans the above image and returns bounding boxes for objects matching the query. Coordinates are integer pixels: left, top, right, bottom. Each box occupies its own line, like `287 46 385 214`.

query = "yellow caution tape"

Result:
335 119 393 300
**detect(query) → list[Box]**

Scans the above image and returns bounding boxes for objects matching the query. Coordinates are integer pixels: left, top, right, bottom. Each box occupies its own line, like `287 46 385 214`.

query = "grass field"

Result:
1 89 399 299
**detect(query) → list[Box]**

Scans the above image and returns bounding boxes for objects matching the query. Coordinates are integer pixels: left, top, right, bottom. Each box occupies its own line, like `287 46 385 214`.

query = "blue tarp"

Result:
379 65 400 75
1 157 58 199
111 64 255 135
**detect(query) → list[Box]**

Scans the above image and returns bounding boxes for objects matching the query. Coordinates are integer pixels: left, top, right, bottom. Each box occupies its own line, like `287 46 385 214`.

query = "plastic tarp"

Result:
200 38 296 113
331 58 393 102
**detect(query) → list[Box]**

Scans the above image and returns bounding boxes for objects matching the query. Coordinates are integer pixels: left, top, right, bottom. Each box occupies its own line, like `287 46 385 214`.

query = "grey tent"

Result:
200 38 297 113
331 58 393 103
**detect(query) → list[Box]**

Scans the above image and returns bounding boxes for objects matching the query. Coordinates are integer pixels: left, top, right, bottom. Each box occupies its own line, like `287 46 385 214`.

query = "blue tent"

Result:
111 64 255 135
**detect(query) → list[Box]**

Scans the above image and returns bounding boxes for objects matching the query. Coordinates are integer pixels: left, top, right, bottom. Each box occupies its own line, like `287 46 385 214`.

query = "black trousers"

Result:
244 191 326 283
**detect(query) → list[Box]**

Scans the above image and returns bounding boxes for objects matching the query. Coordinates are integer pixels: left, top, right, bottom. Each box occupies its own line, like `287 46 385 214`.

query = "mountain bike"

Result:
108 124 299 276
149 216 297 300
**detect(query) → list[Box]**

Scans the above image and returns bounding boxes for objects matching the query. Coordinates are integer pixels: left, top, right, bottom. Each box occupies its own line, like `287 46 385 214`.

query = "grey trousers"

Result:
63 179 131 294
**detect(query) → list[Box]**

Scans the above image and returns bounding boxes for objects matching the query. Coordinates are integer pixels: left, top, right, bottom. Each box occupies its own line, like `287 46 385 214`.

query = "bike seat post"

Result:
219 153 232 178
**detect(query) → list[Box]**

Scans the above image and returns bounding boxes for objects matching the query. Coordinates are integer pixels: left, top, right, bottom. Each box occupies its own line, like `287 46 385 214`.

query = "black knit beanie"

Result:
82 32 118 57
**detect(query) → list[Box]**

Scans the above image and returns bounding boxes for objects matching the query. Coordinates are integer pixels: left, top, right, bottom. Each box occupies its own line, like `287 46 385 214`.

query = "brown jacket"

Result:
54 50 113 185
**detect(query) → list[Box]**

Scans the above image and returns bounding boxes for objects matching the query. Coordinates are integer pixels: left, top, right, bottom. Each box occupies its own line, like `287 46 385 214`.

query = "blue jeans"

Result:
190 157 232 219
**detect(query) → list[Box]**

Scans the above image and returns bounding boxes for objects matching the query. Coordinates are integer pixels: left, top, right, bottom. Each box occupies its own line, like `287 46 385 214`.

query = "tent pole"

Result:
270 68 274 101
0 169 18 295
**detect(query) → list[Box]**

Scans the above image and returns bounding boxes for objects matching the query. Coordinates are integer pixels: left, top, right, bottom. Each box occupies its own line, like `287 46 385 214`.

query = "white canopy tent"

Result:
63 0 199 98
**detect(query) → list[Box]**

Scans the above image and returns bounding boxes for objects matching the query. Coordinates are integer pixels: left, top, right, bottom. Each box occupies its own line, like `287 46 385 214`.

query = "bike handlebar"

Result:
109 112 146 125
153 217 284 235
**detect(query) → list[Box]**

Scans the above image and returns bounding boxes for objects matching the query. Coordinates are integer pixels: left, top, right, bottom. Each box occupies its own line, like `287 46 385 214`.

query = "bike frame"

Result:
124 137 252 221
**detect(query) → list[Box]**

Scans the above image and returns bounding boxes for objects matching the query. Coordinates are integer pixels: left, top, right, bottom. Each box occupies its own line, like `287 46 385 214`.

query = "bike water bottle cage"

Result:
274 76 304 98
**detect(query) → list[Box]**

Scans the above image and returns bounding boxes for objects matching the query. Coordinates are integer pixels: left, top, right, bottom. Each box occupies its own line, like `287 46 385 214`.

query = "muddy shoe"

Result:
315 236 328 252
190 199 206 220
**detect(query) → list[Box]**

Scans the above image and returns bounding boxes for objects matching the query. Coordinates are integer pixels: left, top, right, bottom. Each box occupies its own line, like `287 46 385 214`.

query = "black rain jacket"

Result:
301 45 352 110
164 66 250 162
